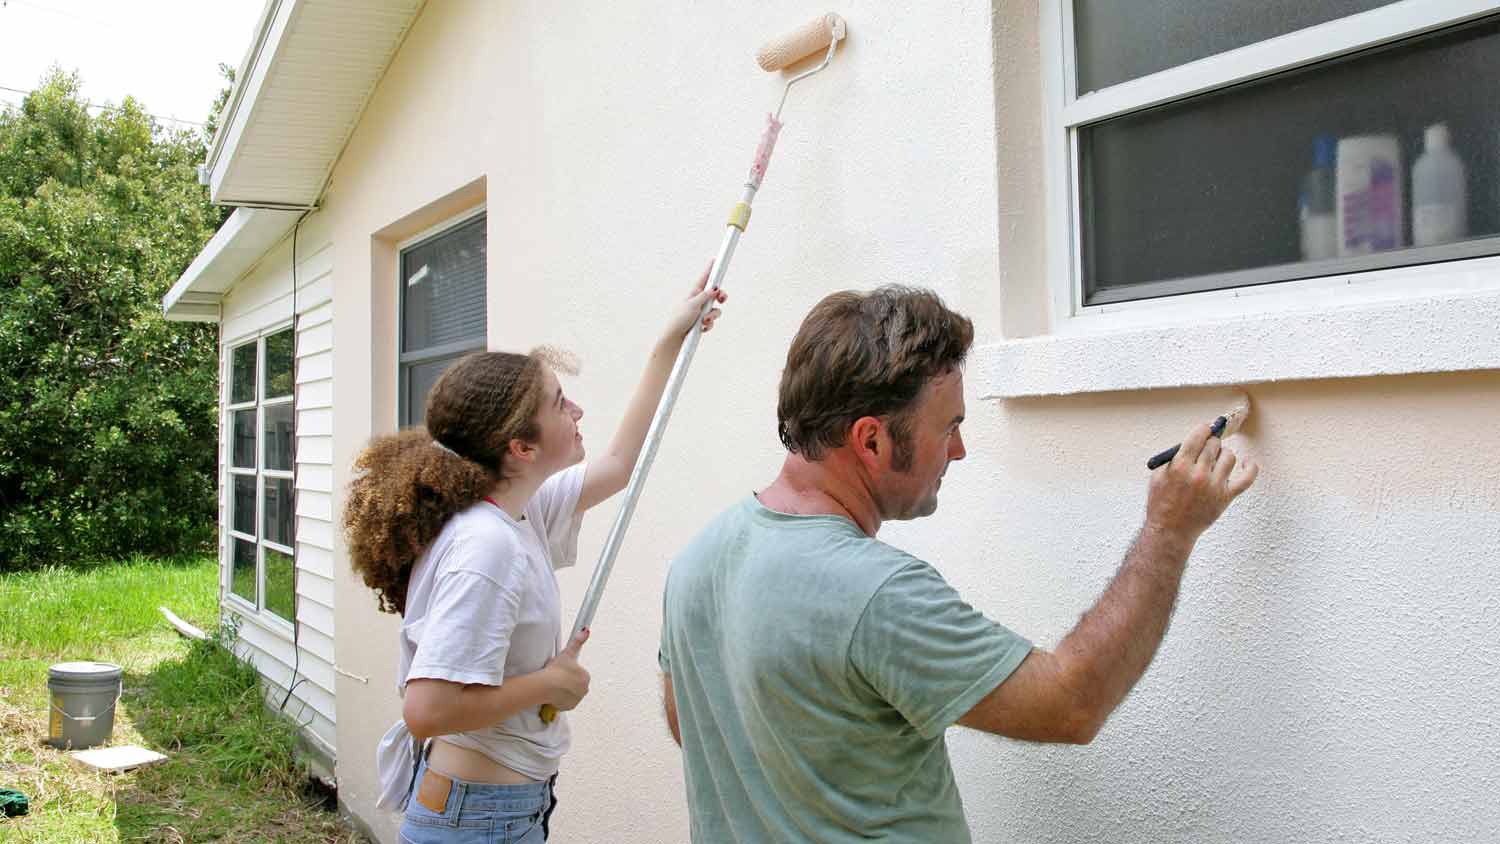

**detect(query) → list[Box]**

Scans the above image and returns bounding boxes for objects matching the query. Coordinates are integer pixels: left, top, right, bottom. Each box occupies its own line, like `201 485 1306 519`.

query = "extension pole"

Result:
541 14 846 723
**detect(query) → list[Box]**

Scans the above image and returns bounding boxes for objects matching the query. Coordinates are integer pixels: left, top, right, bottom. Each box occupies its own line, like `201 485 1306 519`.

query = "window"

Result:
225 327 296 623
399 213 487 427
1056 1 1500 308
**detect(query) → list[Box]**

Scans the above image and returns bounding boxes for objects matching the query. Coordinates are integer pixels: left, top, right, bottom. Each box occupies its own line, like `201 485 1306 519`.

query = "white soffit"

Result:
207 0 426 208
162 208 303 321
164 0 425 321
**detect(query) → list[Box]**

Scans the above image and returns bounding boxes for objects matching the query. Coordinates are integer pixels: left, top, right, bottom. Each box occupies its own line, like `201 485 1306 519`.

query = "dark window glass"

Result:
1074 0 1398 92
232 474 256 536
264 403 294 472
263 477 294 548
231 343 257 404
265 329 294 399
1080 15 1500 303
231 409 256 468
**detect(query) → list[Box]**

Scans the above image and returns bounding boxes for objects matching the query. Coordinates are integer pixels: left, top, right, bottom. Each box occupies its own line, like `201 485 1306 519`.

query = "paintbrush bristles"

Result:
1219 393 1252 437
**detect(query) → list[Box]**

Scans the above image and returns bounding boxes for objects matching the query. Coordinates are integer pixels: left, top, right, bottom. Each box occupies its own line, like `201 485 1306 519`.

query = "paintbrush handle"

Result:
1146 415 1227 470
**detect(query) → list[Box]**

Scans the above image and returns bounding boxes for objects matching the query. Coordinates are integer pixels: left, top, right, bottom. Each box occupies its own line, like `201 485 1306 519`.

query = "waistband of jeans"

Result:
418 757 550 807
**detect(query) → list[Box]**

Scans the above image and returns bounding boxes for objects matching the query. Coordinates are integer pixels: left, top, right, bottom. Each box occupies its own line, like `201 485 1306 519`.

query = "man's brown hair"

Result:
777 286 973 470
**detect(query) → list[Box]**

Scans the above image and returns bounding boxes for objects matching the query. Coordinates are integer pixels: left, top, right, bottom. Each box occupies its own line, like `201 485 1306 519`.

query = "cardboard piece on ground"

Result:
69 745 167 773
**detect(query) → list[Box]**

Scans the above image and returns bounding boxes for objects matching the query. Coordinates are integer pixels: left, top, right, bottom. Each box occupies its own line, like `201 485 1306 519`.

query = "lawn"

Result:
0 556 363 843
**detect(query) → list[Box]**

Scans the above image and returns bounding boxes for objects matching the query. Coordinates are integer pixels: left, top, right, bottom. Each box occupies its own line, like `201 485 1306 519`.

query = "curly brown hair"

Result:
777 286 973 470
342 350 566 615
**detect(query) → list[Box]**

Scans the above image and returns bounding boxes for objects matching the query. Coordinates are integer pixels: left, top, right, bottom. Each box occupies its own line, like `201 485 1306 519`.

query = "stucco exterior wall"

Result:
320 2 1499 841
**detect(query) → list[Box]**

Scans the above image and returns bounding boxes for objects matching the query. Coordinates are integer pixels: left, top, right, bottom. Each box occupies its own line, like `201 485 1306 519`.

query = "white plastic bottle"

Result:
1411 123 1468 246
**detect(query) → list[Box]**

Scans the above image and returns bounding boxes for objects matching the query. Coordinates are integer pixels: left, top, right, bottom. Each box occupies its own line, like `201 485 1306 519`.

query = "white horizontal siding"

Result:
295 623 336 666
298 464 334 494
300 275 334 314
296 435 334 464
298 349 333 383
297 543 335 581
298 377 333 408
297 568 336 608
299 298 333 330
228 606 338 753
217 212 337 761
235 611 337 699
298 517 335 551
297 489 333 522
299 320 334 356
298 407 334 438
296 599 335 640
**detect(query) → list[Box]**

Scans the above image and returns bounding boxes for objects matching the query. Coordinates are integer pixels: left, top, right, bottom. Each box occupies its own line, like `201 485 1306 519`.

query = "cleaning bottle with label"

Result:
1299 135 1338 261
1337 134 1405 256
1411 122 1467 246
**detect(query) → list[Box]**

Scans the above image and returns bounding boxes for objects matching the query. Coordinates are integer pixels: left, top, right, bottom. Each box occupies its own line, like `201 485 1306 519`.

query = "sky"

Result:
0 0 265 132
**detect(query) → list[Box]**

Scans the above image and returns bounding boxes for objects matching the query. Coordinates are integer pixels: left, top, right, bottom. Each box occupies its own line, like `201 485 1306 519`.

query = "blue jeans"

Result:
400 754 557 844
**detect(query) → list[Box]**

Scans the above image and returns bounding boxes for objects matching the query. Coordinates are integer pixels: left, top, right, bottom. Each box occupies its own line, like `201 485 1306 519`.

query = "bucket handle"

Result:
50 696 117 725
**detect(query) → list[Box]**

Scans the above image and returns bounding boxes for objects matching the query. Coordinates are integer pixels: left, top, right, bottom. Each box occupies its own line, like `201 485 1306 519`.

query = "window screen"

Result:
399 214 487 426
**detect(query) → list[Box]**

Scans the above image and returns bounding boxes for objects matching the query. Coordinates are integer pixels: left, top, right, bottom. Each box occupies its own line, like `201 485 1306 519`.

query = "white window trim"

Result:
220 323 296 635
981 0 1500 398
395 203 487 430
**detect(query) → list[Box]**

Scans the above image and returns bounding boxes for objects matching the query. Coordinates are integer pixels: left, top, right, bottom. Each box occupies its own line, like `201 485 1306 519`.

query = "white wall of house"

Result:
217 210 339 761
306 2 1500 842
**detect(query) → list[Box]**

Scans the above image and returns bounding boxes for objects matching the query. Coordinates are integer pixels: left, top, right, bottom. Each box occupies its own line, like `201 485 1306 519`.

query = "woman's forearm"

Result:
404 671 553 741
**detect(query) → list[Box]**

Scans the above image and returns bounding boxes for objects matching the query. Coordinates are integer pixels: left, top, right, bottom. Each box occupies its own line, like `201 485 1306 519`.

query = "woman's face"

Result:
531 366 585 473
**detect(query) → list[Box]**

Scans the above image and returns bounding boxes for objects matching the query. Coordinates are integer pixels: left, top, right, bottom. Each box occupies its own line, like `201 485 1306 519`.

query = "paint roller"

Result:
1146 393 1252 470
540 14 849 724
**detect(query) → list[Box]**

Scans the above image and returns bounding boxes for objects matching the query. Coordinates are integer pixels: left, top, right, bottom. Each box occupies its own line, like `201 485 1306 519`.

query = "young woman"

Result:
344 269 724 843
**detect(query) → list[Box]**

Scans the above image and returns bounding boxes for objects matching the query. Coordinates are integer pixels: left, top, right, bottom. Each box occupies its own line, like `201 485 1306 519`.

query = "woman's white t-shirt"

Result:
375 464 585 805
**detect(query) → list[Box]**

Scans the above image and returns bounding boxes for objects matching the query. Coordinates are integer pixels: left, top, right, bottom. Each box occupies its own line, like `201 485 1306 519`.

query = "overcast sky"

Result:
0 0 265 131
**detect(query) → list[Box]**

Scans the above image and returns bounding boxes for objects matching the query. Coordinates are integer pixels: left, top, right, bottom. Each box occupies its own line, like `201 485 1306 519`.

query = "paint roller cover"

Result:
756 13 846 71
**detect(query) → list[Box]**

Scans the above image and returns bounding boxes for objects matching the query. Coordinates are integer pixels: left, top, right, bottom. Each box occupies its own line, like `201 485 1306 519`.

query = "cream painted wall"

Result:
320 2 1499 842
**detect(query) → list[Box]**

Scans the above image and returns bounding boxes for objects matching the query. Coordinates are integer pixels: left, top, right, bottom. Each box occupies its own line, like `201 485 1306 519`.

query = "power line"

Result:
3 0 129 29
0 83 206 127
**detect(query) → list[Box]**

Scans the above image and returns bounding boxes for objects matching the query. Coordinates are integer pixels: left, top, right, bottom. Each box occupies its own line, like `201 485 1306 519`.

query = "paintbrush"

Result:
1146 394 1251 470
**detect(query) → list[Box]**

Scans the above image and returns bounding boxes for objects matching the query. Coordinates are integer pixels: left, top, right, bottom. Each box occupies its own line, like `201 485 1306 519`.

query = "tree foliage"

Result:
0 69 226 567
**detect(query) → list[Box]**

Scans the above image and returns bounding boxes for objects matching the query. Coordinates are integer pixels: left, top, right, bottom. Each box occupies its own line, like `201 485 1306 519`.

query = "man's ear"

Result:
849 416 885 470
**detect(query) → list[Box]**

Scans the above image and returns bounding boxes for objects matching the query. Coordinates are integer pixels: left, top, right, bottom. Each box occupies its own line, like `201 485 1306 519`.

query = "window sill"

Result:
978 287 1500 399
223 597 296 639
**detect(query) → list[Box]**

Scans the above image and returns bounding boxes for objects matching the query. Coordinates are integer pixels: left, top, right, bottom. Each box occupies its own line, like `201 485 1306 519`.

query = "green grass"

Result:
0 556 362 843
0 556 220 657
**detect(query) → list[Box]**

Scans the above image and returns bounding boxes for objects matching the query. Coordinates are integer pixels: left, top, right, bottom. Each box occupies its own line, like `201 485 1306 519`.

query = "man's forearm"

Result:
1055 523 1195 734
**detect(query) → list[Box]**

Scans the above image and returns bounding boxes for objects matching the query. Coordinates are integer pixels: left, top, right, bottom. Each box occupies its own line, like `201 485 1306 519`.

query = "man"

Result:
658 286 1258 842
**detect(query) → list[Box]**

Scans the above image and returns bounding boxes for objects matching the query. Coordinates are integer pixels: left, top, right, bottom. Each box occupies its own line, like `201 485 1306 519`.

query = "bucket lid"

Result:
49 661 122 682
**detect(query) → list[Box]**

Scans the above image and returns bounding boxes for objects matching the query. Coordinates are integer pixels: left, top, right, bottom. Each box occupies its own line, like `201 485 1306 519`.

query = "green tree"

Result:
0 69 223 567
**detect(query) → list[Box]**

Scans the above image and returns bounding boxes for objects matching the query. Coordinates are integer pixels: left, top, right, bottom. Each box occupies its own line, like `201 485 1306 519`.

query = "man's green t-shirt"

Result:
660 496 1032 843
